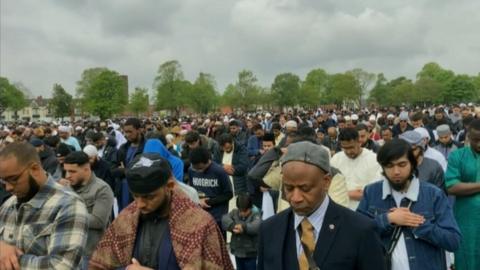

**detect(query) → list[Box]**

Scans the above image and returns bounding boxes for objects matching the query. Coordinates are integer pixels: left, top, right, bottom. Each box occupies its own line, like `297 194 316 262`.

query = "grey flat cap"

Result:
436 124 451 137
281 141 330 173
399 130 425 150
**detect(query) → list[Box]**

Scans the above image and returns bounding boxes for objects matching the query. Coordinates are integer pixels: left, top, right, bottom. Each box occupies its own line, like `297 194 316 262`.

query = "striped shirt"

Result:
0 177 88 269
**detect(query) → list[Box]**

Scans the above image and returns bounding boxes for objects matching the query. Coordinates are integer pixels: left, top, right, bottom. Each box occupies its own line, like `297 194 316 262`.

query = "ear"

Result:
323 173 332 191
166 178 176 190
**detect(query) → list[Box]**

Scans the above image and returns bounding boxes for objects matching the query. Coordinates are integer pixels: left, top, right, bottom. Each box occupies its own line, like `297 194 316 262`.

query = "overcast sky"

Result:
1 0 479 98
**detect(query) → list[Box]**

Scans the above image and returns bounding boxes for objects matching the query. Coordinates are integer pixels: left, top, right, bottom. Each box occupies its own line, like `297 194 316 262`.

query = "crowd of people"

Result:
0 103 479 270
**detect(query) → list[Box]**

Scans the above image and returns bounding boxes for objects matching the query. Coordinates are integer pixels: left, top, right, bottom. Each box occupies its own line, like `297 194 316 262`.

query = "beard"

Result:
140 190 172 221
17 174 40 204
386 173 414 191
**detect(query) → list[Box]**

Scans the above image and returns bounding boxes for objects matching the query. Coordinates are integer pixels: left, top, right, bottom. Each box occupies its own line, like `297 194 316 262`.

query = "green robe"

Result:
445 147 480 270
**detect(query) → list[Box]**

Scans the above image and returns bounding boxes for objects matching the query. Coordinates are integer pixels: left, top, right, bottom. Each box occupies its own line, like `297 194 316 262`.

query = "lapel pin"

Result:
329 224 335 230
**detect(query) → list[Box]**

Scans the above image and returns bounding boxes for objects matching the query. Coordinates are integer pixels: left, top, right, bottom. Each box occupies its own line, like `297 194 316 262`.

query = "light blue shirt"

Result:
293 196 330 257
63 136 81 151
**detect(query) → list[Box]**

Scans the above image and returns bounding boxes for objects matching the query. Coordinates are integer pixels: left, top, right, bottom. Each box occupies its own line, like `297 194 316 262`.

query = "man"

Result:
331 128 382 209
229 120 248 147
181 130 219 173
392 111 413 137
189 147 233 237
89 153 233 270
30 138 58 177
58 125 81 151
0 142 88 269
445 119 480 270
357 139 461 270
52 142 72 181
379 126 394 146
213 133 249 195
247 124 265 165
399 131 446 192
114 118 146 211
62 151 114 258
357 123 380 153
414 127 447 171
271 122 284 147
91 132 118 168
434 124 461 160
257 141 386 270
84 144 116 192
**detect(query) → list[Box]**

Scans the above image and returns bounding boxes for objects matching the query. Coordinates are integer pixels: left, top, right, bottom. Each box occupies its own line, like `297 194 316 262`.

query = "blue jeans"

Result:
235 257 256 270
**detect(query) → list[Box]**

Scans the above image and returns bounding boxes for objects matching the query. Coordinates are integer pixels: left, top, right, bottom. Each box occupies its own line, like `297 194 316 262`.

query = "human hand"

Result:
58 178 71 186
126 258 154 270
0 241 21 270
232 224 244 234
387 208 425 227
199 198 211 209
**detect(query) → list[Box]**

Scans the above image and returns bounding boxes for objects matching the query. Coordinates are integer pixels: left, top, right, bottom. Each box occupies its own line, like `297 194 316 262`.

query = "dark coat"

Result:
213 142 249 194
257 200 386 270
39 146 59 176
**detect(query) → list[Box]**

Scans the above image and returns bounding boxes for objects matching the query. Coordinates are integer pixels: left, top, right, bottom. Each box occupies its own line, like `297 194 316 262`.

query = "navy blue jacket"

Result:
213 143 249 194
257 200 386 270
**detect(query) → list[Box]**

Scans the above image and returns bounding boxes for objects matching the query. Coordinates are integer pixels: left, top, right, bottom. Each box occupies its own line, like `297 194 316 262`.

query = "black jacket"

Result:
39 147 59 176
112 136 146 179
213 142 249 194
92 158 116 192
257 200 386 270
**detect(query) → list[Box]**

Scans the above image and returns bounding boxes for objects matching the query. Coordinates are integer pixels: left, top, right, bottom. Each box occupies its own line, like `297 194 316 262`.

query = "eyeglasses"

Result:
0 164 31 186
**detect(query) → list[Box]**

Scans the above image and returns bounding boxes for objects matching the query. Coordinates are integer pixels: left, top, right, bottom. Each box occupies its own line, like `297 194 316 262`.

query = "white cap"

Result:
83 145 98 158
369 115 376 121
387 114 395 119
265 112 272 118
351 114 359 121
285 120 298 128
58 126 70 133
75 126 83 131
344 116 351 121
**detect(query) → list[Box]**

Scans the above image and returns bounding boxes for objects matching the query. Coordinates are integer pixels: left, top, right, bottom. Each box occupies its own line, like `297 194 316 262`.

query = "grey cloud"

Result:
1 0 479 98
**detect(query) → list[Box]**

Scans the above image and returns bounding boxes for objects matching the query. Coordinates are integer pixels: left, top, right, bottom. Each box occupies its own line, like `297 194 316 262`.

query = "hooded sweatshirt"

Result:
143 139 184 182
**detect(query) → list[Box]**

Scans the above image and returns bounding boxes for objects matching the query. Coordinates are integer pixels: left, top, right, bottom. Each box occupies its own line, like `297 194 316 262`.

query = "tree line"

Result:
1 61 479 120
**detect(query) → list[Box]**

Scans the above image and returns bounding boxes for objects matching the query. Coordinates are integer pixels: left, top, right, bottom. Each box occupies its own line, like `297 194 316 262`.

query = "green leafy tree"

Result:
368 73 391 106
271 73 301 110
413 77 444 105
391 79 415 105
0 77 27 117
153 60 190 116
299 68 328 108
221 70 262 111
472 73 480 101
324 73 361 107
346 68 376 105
49 84 73 120
190 73 219 114
129 87 150 117
445 75 476 104
76 68 127 119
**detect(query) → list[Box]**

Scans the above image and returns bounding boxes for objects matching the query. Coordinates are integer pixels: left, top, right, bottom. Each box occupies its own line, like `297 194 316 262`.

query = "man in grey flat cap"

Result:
257 141 386 270
434 124 461 160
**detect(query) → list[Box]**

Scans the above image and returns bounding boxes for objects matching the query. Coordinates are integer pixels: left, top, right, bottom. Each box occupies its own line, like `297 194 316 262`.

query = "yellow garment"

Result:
298 219 316 270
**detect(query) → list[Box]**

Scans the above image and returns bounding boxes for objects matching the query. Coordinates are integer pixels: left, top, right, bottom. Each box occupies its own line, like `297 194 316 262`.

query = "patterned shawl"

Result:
89 187 234 270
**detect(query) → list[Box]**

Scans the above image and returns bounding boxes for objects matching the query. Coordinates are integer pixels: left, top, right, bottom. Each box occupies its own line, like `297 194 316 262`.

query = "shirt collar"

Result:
294 196 330 232
382 176 420 201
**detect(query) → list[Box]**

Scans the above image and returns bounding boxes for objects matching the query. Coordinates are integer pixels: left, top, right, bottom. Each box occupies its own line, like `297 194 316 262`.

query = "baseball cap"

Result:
281 141 330 173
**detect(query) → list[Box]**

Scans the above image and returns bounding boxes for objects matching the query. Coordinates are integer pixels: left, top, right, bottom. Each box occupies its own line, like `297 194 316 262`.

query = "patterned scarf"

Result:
89 187 233 270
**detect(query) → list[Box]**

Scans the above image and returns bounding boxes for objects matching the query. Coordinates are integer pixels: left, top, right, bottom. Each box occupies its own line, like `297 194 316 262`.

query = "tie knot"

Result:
301 218 314 232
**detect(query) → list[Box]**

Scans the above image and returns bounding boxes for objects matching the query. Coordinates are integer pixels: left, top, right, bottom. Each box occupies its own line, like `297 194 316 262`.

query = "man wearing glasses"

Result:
0 142 89 269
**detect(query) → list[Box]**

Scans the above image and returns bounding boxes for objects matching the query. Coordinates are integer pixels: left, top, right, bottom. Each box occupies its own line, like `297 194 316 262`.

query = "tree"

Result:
299 68 328 108
129 87 150 116
413 77 444 105
190 73 219 114
324 73 362 107
368 73 391 106
0 77 27 117
445 75 476 104
346 68 376 105
271 73 301 110
76 68 127 119
153 60 190 116
221 70 262 111
48 84 73 120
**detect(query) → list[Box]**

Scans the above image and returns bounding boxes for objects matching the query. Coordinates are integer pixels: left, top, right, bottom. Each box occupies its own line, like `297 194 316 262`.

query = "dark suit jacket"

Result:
257 200 386 270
